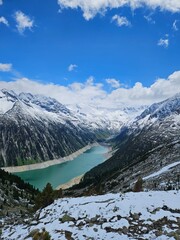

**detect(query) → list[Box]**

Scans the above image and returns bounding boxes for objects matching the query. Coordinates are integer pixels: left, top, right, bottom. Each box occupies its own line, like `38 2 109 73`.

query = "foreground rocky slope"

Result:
0 168 39 230
2 190 180 240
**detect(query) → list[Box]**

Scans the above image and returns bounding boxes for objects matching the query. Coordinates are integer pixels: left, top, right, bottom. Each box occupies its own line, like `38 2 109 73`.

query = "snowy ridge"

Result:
143 161 180 180
124 92 180 134
0 89 144 132
136 93 180 122
2 191 180 239
0 89 75 122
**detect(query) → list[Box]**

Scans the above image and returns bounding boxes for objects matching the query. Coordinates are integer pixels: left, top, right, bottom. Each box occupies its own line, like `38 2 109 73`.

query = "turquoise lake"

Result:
15 145 109 190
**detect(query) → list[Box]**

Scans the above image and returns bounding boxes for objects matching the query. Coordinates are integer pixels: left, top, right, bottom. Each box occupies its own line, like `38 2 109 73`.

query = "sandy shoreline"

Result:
2 143 98 173
56 174 84 190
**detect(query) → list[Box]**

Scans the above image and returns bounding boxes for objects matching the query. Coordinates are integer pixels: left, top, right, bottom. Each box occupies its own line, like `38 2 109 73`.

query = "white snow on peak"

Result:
0 90 15 114
68 103 145 132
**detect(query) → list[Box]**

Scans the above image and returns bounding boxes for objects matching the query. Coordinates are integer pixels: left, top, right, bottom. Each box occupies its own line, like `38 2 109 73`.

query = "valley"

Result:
0 89 180 240
1 1 180 239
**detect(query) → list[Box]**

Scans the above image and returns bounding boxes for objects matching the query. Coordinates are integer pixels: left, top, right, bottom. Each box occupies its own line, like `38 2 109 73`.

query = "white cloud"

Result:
0 63 12 72
144 15 155 24
57 0 180 20
112 15 131 27
0 71 180 108
158 38 169 48
0 0 3 5
14 11 34 34
173 20 179 31
68 64 78 72
106 78 121 88
0 16 9 26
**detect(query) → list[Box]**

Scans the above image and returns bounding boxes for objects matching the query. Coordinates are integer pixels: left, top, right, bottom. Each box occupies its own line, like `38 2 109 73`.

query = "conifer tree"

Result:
35 183 54 209
133 177 143 192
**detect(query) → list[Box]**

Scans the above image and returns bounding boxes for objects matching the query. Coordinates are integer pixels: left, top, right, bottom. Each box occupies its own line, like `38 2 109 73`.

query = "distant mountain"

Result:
66 103 147 139
76 93 180 194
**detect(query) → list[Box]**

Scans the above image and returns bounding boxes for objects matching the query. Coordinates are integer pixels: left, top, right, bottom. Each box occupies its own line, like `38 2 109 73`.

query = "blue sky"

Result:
0 0 180 106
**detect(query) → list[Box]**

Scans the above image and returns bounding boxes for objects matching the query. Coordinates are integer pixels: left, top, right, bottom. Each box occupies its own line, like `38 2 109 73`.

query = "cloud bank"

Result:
58 0 180 20
0 71 180 108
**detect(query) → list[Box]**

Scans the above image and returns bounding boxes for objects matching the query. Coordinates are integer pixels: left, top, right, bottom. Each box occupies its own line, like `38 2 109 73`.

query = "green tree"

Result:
13 188 19 200
35 183 54 210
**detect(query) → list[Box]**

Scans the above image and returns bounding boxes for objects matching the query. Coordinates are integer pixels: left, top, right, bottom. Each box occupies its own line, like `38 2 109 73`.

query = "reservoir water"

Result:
15 145 109 190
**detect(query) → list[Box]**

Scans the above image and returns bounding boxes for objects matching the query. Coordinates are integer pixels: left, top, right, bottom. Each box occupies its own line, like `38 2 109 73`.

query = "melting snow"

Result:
2 190 180 240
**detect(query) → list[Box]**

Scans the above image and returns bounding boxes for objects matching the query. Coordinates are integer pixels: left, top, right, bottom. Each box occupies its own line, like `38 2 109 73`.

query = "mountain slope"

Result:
0 168 39 223
75 93 180 193
0 89 95 167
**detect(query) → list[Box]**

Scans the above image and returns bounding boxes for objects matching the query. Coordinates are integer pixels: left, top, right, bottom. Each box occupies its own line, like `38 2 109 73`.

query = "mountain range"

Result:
0 88 179 194
0 89 144 167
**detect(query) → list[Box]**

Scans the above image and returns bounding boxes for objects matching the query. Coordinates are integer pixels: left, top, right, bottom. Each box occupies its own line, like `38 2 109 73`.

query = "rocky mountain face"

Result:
0 89 96 167
73 93 180 194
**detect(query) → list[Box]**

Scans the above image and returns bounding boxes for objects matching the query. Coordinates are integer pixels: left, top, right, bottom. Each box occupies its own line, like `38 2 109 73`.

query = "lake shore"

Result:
2 143 98 173
56 174 84 190
56 145 112 190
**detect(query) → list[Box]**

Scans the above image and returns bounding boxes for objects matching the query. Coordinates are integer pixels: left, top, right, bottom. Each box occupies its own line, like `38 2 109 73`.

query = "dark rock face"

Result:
0 90 94 167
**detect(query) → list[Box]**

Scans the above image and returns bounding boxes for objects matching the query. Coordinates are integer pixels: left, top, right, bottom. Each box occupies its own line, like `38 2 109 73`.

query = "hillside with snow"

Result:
1 190 180 240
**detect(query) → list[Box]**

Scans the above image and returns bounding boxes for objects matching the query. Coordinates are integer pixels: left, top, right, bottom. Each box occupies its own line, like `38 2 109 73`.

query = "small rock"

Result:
167 231 175 237
65 230 73 240
26 228 39 238
113 206 119 212
76 221 84 227
99 218 107 224
91 217 97 223
162 205 168 211
84 218 90 223
61 214 75 223
175 229 180 235
155 230 162 237
122 226 128 234
132 213 140 221
89 222 94 227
